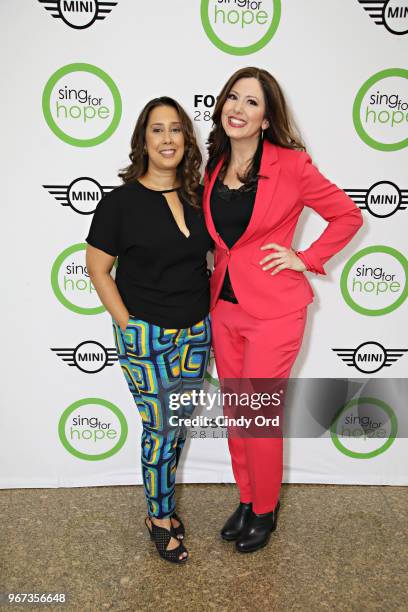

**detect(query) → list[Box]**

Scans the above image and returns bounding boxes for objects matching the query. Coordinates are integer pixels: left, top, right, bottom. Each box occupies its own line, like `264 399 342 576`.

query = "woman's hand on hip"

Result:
259 243 307 275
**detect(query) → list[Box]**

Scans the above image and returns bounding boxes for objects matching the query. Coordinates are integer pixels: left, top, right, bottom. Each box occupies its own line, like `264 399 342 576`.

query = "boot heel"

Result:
236 499 280 553
271 500 280 532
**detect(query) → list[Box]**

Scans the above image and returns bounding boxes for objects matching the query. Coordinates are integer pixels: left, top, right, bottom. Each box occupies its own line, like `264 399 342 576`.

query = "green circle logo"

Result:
340 245 408 316
42 63 122 147
51 243 116 315
58 398 128 461
200 0 281 55
330 397 397 459
353 68 408 151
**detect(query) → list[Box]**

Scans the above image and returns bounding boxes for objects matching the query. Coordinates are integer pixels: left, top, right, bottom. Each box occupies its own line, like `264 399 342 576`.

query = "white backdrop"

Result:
1 0 407 488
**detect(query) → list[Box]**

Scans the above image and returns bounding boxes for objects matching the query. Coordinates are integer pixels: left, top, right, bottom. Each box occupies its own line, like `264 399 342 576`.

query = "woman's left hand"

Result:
259 243 307 276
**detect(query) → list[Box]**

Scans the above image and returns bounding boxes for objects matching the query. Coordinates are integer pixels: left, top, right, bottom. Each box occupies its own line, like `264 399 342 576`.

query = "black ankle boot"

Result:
220 502 253 541
236 500 280 553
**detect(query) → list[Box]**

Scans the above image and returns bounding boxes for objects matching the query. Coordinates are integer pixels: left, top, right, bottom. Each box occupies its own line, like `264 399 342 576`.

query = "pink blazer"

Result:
203 140 363 319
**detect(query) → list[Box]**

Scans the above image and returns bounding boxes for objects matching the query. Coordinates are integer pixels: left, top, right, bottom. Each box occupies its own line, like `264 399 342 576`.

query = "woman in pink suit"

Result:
204 67 363 553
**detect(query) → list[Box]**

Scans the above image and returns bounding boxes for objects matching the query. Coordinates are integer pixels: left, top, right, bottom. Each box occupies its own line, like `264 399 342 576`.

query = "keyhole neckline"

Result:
136 180 179 194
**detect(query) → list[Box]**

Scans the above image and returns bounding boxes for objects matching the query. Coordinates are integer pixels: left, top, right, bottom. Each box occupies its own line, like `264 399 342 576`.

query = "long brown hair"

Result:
207 67 305 184
119 97 202 208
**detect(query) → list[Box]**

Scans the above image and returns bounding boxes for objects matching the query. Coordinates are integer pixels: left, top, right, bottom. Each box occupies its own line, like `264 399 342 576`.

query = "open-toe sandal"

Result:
171 511 185 540
145 518 188 564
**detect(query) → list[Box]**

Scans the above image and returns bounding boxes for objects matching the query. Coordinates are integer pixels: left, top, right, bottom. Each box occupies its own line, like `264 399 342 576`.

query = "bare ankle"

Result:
151 516 171 528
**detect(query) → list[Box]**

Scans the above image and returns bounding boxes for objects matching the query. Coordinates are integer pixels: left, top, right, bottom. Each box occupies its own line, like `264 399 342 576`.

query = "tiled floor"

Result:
1 483 407 611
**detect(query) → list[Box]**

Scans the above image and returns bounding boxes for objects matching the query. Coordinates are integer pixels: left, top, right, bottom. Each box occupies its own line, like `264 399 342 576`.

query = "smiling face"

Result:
144 105 185 172
221 77 269 142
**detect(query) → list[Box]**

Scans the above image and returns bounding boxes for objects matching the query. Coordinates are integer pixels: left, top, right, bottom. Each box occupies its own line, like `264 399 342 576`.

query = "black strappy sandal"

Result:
145 513 185 540
171 511 185 540
145 517 188 564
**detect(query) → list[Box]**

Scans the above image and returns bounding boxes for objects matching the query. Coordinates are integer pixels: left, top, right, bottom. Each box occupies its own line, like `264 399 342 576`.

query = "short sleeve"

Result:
85 190 121 257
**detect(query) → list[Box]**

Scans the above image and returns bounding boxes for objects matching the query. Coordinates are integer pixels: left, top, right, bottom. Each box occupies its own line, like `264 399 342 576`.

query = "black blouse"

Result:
86 181 213 328
210 177 258 302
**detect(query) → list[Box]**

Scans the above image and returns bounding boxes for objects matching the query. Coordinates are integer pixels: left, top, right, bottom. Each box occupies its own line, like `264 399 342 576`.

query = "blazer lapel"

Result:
203 157 228 249
204 141 280 250
233 140 280 249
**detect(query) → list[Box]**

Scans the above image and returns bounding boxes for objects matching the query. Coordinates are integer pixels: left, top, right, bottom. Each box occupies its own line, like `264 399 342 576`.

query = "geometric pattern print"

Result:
112 314 211 518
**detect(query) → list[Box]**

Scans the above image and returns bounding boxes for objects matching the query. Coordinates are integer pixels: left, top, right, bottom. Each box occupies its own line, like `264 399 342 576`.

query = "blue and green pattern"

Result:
112 315 211 518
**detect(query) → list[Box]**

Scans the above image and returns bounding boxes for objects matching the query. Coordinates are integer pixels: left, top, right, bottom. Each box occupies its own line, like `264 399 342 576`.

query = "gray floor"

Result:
1 483 407 611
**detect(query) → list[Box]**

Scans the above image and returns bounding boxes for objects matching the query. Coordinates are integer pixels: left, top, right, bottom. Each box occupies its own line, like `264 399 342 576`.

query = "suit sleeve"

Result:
295 152 363 275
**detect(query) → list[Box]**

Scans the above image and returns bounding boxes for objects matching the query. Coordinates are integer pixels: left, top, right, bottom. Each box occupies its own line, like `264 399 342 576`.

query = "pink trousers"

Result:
211 299 307 514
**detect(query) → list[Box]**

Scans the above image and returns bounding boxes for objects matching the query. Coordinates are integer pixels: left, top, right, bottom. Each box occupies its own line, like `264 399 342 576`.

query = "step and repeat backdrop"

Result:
1 0 407 488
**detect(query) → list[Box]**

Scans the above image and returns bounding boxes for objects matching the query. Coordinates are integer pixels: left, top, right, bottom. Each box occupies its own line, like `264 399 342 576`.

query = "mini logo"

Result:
42 63 122 147
38 0 118 29
353 67 408 151
332 341 408 373
344 181 408 218
51 340 118 373
340 245 408 316
200 0 281 55
43 177 117 214
51 243 116 314
58 398 128 461
330 397 397 459
357 0 408 35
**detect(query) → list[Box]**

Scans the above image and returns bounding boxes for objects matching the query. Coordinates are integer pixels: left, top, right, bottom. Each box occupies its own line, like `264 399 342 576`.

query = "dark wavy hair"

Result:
207 67 305 185
119 97 202 208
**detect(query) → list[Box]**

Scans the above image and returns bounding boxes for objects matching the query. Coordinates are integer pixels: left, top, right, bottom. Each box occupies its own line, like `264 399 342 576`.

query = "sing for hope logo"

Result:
201 0 281 55
340 246 408 316
51 243 117 315
353 68 408 151
42 63 122 147
330 397 397 459
58 398 128 461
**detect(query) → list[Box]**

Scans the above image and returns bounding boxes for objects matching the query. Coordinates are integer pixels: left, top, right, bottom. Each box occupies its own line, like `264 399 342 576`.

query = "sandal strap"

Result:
145 516 154 540
171 511 185 536
150 522 187 562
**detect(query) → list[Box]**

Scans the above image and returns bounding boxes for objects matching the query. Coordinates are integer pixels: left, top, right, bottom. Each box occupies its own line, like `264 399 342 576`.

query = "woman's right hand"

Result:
119 313 130 332
85 245 130 332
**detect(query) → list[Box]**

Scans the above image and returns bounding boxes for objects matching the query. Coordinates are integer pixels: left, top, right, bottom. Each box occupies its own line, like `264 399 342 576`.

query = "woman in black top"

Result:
86 97 213 564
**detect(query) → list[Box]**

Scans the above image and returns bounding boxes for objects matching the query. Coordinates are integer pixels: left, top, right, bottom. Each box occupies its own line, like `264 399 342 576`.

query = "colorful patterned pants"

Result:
112 314 211 518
